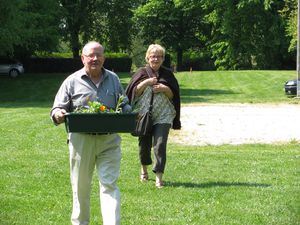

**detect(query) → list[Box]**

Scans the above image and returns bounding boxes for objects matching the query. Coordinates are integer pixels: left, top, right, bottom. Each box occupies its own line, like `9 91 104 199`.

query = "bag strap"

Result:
149 89 154 112
145 67 154 112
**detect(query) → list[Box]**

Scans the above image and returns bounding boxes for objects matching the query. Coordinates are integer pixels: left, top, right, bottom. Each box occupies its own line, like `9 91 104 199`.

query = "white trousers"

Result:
68 133 121 225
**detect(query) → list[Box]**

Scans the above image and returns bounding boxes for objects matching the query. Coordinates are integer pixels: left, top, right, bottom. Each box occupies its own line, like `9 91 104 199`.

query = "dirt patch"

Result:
169 103 300 146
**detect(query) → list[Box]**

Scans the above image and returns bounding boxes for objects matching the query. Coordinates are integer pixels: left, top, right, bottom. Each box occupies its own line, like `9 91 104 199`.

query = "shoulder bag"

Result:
132 67 154 136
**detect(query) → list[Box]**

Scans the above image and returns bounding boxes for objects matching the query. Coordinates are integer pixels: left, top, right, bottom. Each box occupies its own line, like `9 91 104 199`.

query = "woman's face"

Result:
148 50 163 72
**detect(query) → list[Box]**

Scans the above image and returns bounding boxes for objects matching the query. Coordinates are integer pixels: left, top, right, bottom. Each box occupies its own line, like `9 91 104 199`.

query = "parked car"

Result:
0 58 24 78
284 79 297 96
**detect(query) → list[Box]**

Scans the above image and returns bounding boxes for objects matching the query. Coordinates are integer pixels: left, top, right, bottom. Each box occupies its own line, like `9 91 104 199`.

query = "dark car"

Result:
0 58 24 78
284 79 297 96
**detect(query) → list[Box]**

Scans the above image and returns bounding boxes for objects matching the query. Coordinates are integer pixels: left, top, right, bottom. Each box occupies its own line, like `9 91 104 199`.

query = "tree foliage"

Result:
0 0 61 58
0 0 22 56
203 0 291 69
0 0 296 70
60 0 90 58
279 0 297 52
104 0 133 52
133 0 208 70
60 0 134 57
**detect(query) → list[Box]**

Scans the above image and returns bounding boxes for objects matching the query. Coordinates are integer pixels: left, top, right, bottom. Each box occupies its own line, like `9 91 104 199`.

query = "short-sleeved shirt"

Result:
133 86 176 126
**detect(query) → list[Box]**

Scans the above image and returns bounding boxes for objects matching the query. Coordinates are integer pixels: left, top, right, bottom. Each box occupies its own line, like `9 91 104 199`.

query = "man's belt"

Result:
86 133 113 135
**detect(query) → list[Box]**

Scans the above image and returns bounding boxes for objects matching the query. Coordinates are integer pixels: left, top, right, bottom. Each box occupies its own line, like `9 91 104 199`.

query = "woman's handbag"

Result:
132 90 154 136
132 66 155 136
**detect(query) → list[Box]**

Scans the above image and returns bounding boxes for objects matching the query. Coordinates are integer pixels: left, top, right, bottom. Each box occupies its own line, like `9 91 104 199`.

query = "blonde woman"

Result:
126 44 181 188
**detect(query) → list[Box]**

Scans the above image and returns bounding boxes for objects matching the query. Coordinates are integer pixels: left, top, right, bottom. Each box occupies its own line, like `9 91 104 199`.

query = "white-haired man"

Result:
50 41 131 225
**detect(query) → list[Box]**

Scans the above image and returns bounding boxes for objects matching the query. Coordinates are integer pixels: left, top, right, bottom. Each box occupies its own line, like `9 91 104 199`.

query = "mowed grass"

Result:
176 70 298 104
0 70 299 224
0 70 298 105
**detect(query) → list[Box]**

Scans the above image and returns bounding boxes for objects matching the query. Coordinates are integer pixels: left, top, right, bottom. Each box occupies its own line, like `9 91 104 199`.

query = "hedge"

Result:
181 51 215 71
22 57 132 73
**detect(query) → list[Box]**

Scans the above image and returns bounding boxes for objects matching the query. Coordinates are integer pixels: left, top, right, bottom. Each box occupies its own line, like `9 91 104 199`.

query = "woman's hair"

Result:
145 44 165 62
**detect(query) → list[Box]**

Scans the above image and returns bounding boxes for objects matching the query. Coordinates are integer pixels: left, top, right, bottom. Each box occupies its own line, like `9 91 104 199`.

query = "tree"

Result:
103 0 134 52
60 0 134 57
60 0 90 58
203 0 290 69
133 0 208 70
0 0 22 56
0 0 61 58
279 0 297 53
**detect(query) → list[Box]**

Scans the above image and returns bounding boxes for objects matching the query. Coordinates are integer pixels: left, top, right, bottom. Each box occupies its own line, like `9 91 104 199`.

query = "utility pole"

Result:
297 0 300 97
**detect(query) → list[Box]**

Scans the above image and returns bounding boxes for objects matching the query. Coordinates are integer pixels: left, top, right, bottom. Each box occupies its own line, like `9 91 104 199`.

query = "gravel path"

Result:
169 104 300 146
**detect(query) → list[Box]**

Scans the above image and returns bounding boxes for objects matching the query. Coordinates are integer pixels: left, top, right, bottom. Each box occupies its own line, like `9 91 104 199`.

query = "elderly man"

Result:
50 41 131 225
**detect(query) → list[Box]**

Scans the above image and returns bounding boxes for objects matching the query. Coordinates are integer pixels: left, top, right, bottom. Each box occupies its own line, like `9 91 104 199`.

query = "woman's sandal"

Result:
155 181 164 188
140 173 148 182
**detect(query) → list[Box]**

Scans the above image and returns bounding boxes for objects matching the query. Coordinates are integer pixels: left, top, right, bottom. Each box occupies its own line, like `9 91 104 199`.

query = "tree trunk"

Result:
71 30 80 58
176 48 183 71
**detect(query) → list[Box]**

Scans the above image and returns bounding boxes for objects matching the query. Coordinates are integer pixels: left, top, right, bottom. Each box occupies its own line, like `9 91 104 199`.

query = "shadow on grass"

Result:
0 73 240 106
0 74 67 108
0 102 52 108
166 181 271 188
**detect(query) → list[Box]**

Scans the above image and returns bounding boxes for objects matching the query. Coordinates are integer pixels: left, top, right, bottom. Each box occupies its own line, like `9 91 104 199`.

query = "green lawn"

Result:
176 70 298 104
0 70 298 106
0 71 299 224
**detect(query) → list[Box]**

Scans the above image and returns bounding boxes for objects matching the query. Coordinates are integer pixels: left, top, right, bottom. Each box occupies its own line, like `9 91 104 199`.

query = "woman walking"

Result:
126 44 181 188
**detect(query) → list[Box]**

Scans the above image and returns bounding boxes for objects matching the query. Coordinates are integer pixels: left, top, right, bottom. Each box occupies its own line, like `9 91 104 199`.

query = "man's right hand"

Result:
54 109 66 124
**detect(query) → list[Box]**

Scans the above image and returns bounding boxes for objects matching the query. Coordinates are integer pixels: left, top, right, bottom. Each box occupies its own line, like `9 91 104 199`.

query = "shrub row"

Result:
22 57 132 73
163 54 171 69
181 58 215 71
21 53 219 73
181 51 215 71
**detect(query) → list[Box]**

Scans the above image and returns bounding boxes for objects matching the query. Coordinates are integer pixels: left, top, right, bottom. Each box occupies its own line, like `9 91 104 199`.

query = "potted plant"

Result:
64 95 137 133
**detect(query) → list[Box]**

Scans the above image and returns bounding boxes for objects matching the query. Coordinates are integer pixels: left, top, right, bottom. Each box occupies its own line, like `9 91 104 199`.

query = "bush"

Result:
22 55 132 73
182 51 215 71
163 54 171 69
103 57 132 72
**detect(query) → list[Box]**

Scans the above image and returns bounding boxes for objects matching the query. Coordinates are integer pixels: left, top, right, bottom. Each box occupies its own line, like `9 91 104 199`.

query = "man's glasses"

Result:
83 53 104 59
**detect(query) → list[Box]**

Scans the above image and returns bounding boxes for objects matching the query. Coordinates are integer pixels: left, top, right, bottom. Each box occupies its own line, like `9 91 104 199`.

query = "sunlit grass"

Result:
0 107 299 224
0 71 299 224
176 70 298 104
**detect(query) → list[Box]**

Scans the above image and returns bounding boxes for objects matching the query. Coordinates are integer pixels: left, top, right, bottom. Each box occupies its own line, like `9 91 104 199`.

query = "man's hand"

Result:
54 109 66 124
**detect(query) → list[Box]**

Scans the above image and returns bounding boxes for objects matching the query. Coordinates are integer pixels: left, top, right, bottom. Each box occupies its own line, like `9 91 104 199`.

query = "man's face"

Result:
81 44 105 75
